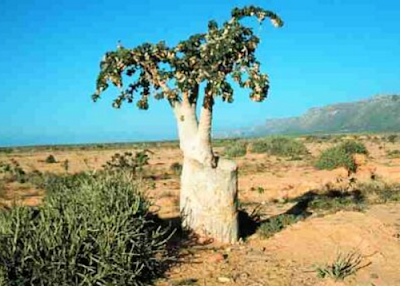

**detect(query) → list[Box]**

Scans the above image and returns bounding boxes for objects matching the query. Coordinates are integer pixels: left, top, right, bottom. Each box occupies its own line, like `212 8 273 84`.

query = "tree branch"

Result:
198 92 214 147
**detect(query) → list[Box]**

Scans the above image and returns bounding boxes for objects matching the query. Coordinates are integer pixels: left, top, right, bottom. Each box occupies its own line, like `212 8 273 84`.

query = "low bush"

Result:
258 213 303 238
0 160 26 183
250 137 308 158
337 140 368 155
385 134 398 143
315 147 356 173
387 150 400 158
358 181 400 204
307 190 365 213
45 154 57 164
315 141 368 173
0 148 13 154
103 150 150 175
316 250 363 281
0 180 6 199
224 141 247 158
62 159 69 173
0 172 173 285
303 134 341 144
170 162 183 176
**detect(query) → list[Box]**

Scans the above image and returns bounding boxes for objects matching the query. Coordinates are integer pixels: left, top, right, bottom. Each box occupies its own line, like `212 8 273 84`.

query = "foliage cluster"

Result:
250 137 308 158
92 6 283 112
169 162 183 176
316 250 363 281
358 181 400 204
224 141 247 158
387 149 400 158
303 134 344 144
258 213 303 238
0 172 173 285
0 148 13 154
338 141 368 155
45 154 57 164
315 141 368 173
103 150 150 175
384 134 398 143
0 160 26 183
306 190 365 213
315 147 357 173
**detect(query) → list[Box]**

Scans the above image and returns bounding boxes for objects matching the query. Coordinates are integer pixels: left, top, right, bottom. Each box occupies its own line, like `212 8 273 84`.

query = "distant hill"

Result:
234 95 400 137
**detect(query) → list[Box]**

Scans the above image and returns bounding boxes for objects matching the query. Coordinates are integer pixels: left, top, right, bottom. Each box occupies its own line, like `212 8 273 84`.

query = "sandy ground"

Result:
1 136 400 285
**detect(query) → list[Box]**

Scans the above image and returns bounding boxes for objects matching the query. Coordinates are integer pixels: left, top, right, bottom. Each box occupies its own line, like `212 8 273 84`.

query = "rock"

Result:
207 253 225 263
217 276 231 283
197 236 213 244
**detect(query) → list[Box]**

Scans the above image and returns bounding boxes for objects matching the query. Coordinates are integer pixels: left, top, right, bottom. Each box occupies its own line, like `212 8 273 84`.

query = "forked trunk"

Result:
174 99 239 243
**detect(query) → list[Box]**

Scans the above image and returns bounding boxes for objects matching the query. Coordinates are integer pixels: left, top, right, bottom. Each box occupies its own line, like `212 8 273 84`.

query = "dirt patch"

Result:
157 204 400 286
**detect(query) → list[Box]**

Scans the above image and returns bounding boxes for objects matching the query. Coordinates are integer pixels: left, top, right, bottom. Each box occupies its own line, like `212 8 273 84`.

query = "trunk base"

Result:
180 157 239 243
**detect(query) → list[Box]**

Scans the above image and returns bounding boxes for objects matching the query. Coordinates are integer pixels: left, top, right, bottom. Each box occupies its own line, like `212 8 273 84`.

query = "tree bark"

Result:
174 92 239 243
180 157 239 243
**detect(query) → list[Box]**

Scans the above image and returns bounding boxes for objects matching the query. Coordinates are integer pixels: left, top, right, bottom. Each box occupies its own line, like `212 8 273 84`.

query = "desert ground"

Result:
1 134 400 286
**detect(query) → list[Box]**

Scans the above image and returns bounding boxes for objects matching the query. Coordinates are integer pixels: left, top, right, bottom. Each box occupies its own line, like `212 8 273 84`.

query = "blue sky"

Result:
0 0 399 147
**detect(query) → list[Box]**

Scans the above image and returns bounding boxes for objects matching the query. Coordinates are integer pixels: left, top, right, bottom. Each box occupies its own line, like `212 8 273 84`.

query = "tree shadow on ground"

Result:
156 188 365 248
154 214 207 272
239 189 365 240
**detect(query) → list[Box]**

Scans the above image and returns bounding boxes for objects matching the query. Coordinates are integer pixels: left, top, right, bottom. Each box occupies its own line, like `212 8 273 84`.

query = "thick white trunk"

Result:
180 157 239 243
173 100 239 243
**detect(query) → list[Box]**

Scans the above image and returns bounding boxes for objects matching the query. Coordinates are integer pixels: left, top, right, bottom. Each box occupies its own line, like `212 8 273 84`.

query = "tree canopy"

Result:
92 6 283 110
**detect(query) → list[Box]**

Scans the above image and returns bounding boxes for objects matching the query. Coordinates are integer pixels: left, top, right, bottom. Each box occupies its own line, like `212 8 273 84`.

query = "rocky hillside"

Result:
240 95 400 136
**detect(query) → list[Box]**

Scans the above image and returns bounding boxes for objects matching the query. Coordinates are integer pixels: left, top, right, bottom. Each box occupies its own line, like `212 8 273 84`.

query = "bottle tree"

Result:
91 6 283 243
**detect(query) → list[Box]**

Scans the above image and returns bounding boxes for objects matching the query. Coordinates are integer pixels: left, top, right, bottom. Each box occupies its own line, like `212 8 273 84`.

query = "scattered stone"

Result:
370 273 379 279
197 236 213 244
207 253 225 263
217 276 231 283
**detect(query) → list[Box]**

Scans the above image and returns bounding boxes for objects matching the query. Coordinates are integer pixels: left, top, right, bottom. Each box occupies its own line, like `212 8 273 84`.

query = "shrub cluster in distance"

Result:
315 141 368 173
250 137 309 158
224 141 248 158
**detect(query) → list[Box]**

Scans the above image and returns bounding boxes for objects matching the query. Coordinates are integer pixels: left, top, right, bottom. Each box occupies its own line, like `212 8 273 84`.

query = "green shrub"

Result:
170 162 183 176
385 134 398 143
315 141 367 173
387 150 400 158
0 172 173 285
103 150 150 174
45 154 57 164
308 191 365 213
258 214 303 238
337 140 368 155
224 141 247 158
0 180 6 199
250 137 308 157
303 135 335 143
62 159 69 173
358 181 400 203
315 147 356 172
0 160 26 183
0 148 13 154
316 250 363 281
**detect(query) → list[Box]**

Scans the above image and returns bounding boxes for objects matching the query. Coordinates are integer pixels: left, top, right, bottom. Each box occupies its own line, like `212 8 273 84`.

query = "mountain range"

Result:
230 94 400 137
